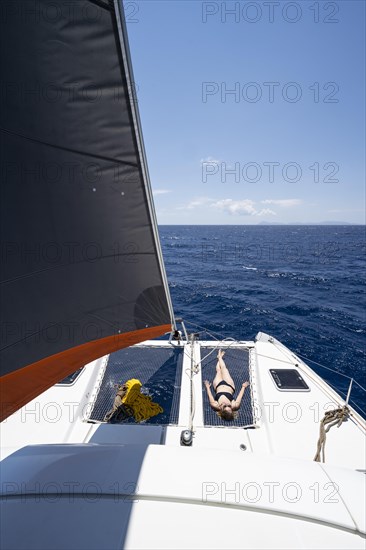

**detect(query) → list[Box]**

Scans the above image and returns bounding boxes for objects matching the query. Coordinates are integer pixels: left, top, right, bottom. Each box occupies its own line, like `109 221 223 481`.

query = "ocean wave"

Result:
160 225 365 414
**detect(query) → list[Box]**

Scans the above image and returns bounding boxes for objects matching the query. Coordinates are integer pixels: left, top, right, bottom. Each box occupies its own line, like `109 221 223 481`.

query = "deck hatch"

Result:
89 346 183 424
269 369 310 391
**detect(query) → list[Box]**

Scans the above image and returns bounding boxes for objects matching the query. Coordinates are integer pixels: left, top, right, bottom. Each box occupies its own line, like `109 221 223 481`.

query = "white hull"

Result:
1 333 365 549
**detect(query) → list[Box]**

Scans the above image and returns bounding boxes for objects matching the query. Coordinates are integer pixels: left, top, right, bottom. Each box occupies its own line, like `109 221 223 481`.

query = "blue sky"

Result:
125 0 365 224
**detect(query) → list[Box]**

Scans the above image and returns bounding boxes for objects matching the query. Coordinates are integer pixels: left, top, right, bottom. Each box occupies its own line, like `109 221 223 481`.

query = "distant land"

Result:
257 221 358 226
160 222 364 226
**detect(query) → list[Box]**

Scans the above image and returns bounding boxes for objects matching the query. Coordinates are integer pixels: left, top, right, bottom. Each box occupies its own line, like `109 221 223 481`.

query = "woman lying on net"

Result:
204 349 249 421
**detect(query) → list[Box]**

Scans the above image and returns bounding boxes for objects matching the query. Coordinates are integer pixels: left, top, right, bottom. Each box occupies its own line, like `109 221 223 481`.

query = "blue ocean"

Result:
159 225 365 417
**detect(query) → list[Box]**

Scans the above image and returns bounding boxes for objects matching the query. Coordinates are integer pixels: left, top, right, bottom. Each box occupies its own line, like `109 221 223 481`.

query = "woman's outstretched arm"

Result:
204 380 220 411
232 381 249 410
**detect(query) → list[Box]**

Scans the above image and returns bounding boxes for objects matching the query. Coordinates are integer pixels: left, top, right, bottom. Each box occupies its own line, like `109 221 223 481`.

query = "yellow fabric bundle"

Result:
121 378 163 422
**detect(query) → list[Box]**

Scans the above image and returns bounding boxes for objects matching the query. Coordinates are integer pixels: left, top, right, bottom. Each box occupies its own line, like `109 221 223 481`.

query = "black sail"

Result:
0 0 174 420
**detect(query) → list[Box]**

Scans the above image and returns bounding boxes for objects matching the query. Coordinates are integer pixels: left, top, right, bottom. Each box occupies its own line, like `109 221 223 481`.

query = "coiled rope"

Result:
313 405 350 463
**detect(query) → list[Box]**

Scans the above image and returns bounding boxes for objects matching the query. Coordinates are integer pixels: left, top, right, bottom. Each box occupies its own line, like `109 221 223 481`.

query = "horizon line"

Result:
157 223 365 226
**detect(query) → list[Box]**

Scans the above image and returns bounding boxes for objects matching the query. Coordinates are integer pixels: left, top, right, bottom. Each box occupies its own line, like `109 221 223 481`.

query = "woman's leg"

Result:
212 360 223 391
218 352 235 389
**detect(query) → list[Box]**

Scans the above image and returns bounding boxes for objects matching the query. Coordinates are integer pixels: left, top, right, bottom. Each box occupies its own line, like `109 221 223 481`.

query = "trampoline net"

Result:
89 346 183 425
201 347 253 427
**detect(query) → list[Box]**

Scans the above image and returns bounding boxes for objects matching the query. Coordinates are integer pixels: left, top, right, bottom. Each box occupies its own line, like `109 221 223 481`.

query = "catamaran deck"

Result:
1 333 365 550
2 334 365 471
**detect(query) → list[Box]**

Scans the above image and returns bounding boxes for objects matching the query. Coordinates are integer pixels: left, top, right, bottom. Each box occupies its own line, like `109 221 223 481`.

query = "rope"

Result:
188 338 196 432
313 406 350 463
184 320 229 340
105 403 134 423
104 379 163 423
122 379 163 422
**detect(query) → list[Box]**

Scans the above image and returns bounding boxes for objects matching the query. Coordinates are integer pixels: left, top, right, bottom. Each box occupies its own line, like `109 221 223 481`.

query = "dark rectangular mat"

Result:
89 346 183 425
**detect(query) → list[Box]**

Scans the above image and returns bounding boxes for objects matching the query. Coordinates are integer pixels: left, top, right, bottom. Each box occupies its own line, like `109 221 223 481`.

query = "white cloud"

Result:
176 197 279 217
200 156 221 165
153 189 171 196
257 208 277 216
176 197 213 210
187 197 213 209
211 198 256 216
261 199 302 208
211 199 276 217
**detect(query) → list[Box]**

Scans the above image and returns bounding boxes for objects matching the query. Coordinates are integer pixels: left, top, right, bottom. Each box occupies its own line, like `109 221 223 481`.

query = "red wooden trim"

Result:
0 324 171 422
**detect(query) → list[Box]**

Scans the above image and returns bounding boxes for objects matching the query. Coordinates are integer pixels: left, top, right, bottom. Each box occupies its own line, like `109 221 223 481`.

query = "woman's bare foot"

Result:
217 349 225 359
